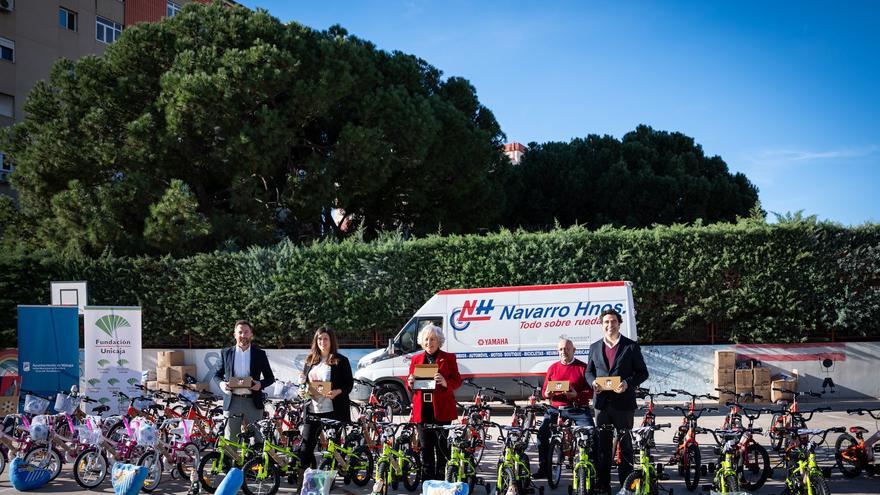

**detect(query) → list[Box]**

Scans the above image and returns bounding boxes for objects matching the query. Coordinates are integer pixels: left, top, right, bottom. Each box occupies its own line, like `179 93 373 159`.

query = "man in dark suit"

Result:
212 320 275 440
586 308 649 494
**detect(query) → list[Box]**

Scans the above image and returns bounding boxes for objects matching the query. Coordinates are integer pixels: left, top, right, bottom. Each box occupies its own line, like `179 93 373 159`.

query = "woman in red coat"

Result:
406 324 462 480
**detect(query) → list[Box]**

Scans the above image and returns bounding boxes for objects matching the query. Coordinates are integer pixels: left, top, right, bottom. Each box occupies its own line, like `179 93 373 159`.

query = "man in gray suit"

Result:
213 320 275 440
586 308 649 495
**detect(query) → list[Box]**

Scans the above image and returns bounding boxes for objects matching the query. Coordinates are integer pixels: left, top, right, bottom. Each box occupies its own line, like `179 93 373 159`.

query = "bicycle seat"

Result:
91 405 111 414
850 426 868 434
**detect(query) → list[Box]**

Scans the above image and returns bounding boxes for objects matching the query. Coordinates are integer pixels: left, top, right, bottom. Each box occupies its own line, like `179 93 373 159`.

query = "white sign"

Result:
84 307 142 416
51 281 88 315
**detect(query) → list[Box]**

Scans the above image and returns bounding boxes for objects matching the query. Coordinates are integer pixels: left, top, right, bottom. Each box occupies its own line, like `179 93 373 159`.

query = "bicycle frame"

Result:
570 427 600 495
445 425 479 482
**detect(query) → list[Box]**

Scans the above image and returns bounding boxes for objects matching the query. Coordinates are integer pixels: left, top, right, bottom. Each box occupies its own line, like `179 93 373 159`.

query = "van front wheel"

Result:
376 383 408 414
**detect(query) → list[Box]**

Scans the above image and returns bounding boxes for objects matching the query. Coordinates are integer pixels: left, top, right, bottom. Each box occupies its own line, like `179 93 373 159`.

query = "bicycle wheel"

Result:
682 444 701 491
834 433 863 478
374 461 390 495
402 449 422 491
474 426 488 466
548 439 564 488
719 472 739 494
495 466 515 495
137 450 164 492
73 448 109 489
769 413 784 451
445 463 458 482
0 447 6 477
176 441 201 479
349 445 374 487
23 446 63 481
575 465 588 495
738 442 771 490
808 473 830 495
242 457 281 495
623 470 657 495
198 450 233 493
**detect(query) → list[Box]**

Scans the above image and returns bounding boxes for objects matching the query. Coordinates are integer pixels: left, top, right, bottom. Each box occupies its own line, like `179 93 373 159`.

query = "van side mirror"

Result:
387 338 395 353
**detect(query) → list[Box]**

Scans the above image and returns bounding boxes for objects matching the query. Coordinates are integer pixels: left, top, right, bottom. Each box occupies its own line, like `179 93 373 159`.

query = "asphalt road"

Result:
0 399 877 495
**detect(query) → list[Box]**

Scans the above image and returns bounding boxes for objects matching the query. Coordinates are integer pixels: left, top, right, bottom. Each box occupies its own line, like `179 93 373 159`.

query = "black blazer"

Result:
302 354 354 423
213 345 276 410
586 335 649 411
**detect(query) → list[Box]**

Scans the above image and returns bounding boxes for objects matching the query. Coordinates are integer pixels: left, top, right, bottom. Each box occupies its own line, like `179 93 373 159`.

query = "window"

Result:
167 1 181 17
395 317 443 354
0 151 10 172
59 7 77 32
0 37 13 62
0 93 12 118
96 17 122 44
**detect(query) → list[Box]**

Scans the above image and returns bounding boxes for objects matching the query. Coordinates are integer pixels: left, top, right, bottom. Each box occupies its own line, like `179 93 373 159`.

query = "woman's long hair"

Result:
305 326 340 366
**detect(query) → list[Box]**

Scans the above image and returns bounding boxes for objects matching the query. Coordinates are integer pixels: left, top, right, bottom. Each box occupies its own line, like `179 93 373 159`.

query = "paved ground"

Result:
0 399 877 494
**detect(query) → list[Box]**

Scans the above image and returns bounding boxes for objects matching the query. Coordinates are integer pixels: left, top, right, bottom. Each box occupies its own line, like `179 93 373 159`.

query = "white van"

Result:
353 281 638 405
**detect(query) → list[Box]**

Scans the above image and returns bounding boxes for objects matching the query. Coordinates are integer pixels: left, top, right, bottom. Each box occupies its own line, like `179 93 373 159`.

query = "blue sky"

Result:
238 1 878 225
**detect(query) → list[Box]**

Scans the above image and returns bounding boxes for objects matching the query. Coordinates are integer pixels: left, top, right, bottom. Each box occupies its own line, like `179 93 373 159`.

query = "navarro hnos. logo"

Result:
450 299 495 331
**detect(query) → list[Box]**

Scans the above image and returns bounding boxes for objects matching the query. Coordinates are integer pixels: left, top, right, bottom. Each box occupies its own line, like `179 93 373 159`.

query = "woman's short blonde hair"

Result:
418 324 445 347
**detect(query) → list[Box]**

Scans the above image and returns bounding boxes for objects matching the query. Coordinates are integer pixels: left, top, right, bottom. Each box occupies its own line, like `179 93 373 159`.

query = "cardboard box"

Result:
229 376 253 389
158 383 173 392
157 365 196 384
157 351 185 367
735 369 753 388
596 376 621 392
753 387 771 403
546 381 570 393
717 392 735 406
753 367 771 388
714 369 735 389
715 350 736 370
771 379 796 402
308 381 332 396
413 364 439 378
146 380 159 391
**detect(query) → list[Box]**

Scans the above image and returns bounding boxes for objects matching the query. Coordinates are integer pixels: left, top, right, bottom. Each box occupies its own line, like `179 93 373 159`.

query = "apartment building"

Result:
0 0 220 198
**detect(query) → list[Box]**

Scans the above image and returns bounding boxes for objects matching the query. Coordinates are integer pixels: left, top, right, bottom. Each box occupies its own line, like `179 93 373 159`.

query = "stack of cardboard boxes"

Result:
714 350 775 403
146 351 208 395
714 350 736 404
771 373 797 403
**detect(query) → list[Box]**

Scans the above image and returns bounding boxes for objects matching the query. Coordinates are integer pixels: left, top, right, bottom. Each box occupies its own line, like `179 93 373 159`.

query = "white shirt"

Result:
308 358 334 414
233 345 251 378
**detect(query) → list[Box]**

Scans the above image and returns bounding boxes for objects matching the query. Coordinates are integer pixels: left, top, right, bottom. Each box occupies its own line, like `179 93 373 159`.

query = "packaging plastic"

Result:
24 394 50 415
29 415 51 442
54 392 81 415
301 468 336 495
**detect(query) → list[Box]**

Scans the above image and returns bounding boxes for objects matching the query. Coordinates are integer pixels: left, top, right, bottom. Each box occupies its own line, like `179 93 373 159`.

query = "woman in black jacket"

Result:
298 326 353 467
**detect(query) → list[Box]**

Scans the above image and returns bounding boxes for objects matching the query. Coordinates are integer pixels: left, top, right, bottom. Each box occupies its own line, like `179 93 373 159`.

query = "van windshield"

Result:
396 317 442 354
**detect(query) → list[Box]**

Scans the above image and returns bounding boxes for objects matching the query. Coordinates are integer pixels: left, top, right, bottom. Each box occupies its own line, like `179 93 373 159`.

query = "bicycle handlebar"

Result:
847 408 880 420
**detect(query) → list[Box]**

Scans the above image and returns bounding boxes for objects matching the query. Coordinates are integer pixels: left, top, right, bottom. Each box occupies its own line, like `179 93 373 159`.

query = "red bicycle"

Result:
835 407 880 478
666 388 717 491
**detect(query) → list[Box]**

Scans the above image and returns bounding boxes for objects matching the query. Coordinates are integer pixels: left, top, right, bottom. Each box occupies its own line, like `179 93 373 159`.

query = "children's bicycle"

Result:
241 418 306 495
568 424 610 495
665 389 717 491
834 407 880 478
622 423 673 495
137 418 201 492
315 417 373 488
442 422 491 494
768 389 823 451
492 423 544 495
198 414 258 493
705 429 753 494
780 427 843 495
371 422 420 495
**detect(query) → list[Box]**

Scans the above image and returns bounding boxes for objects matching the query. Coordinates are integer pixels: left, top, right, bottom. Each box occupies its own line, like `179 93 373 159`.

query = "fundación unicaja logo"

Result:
95 314 131 339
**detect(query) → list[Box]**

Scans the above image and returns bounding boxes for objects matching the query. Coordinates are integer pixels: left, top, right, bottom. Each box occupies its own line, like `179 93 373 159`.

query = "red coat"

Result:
407 350 462 423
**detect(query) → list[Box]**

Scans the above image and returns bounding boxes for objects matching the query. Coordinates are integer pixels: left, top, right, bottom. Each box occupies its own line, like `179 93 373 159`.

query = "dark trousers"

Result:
418 421 450 480
537 407 595 472
596 405 635 488
299 411 335 469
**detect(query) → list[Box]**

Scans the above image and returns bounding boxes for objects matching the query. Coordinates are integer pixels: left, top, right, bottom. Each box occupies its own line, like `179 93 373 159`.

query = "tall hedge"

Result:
1 221 877 348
